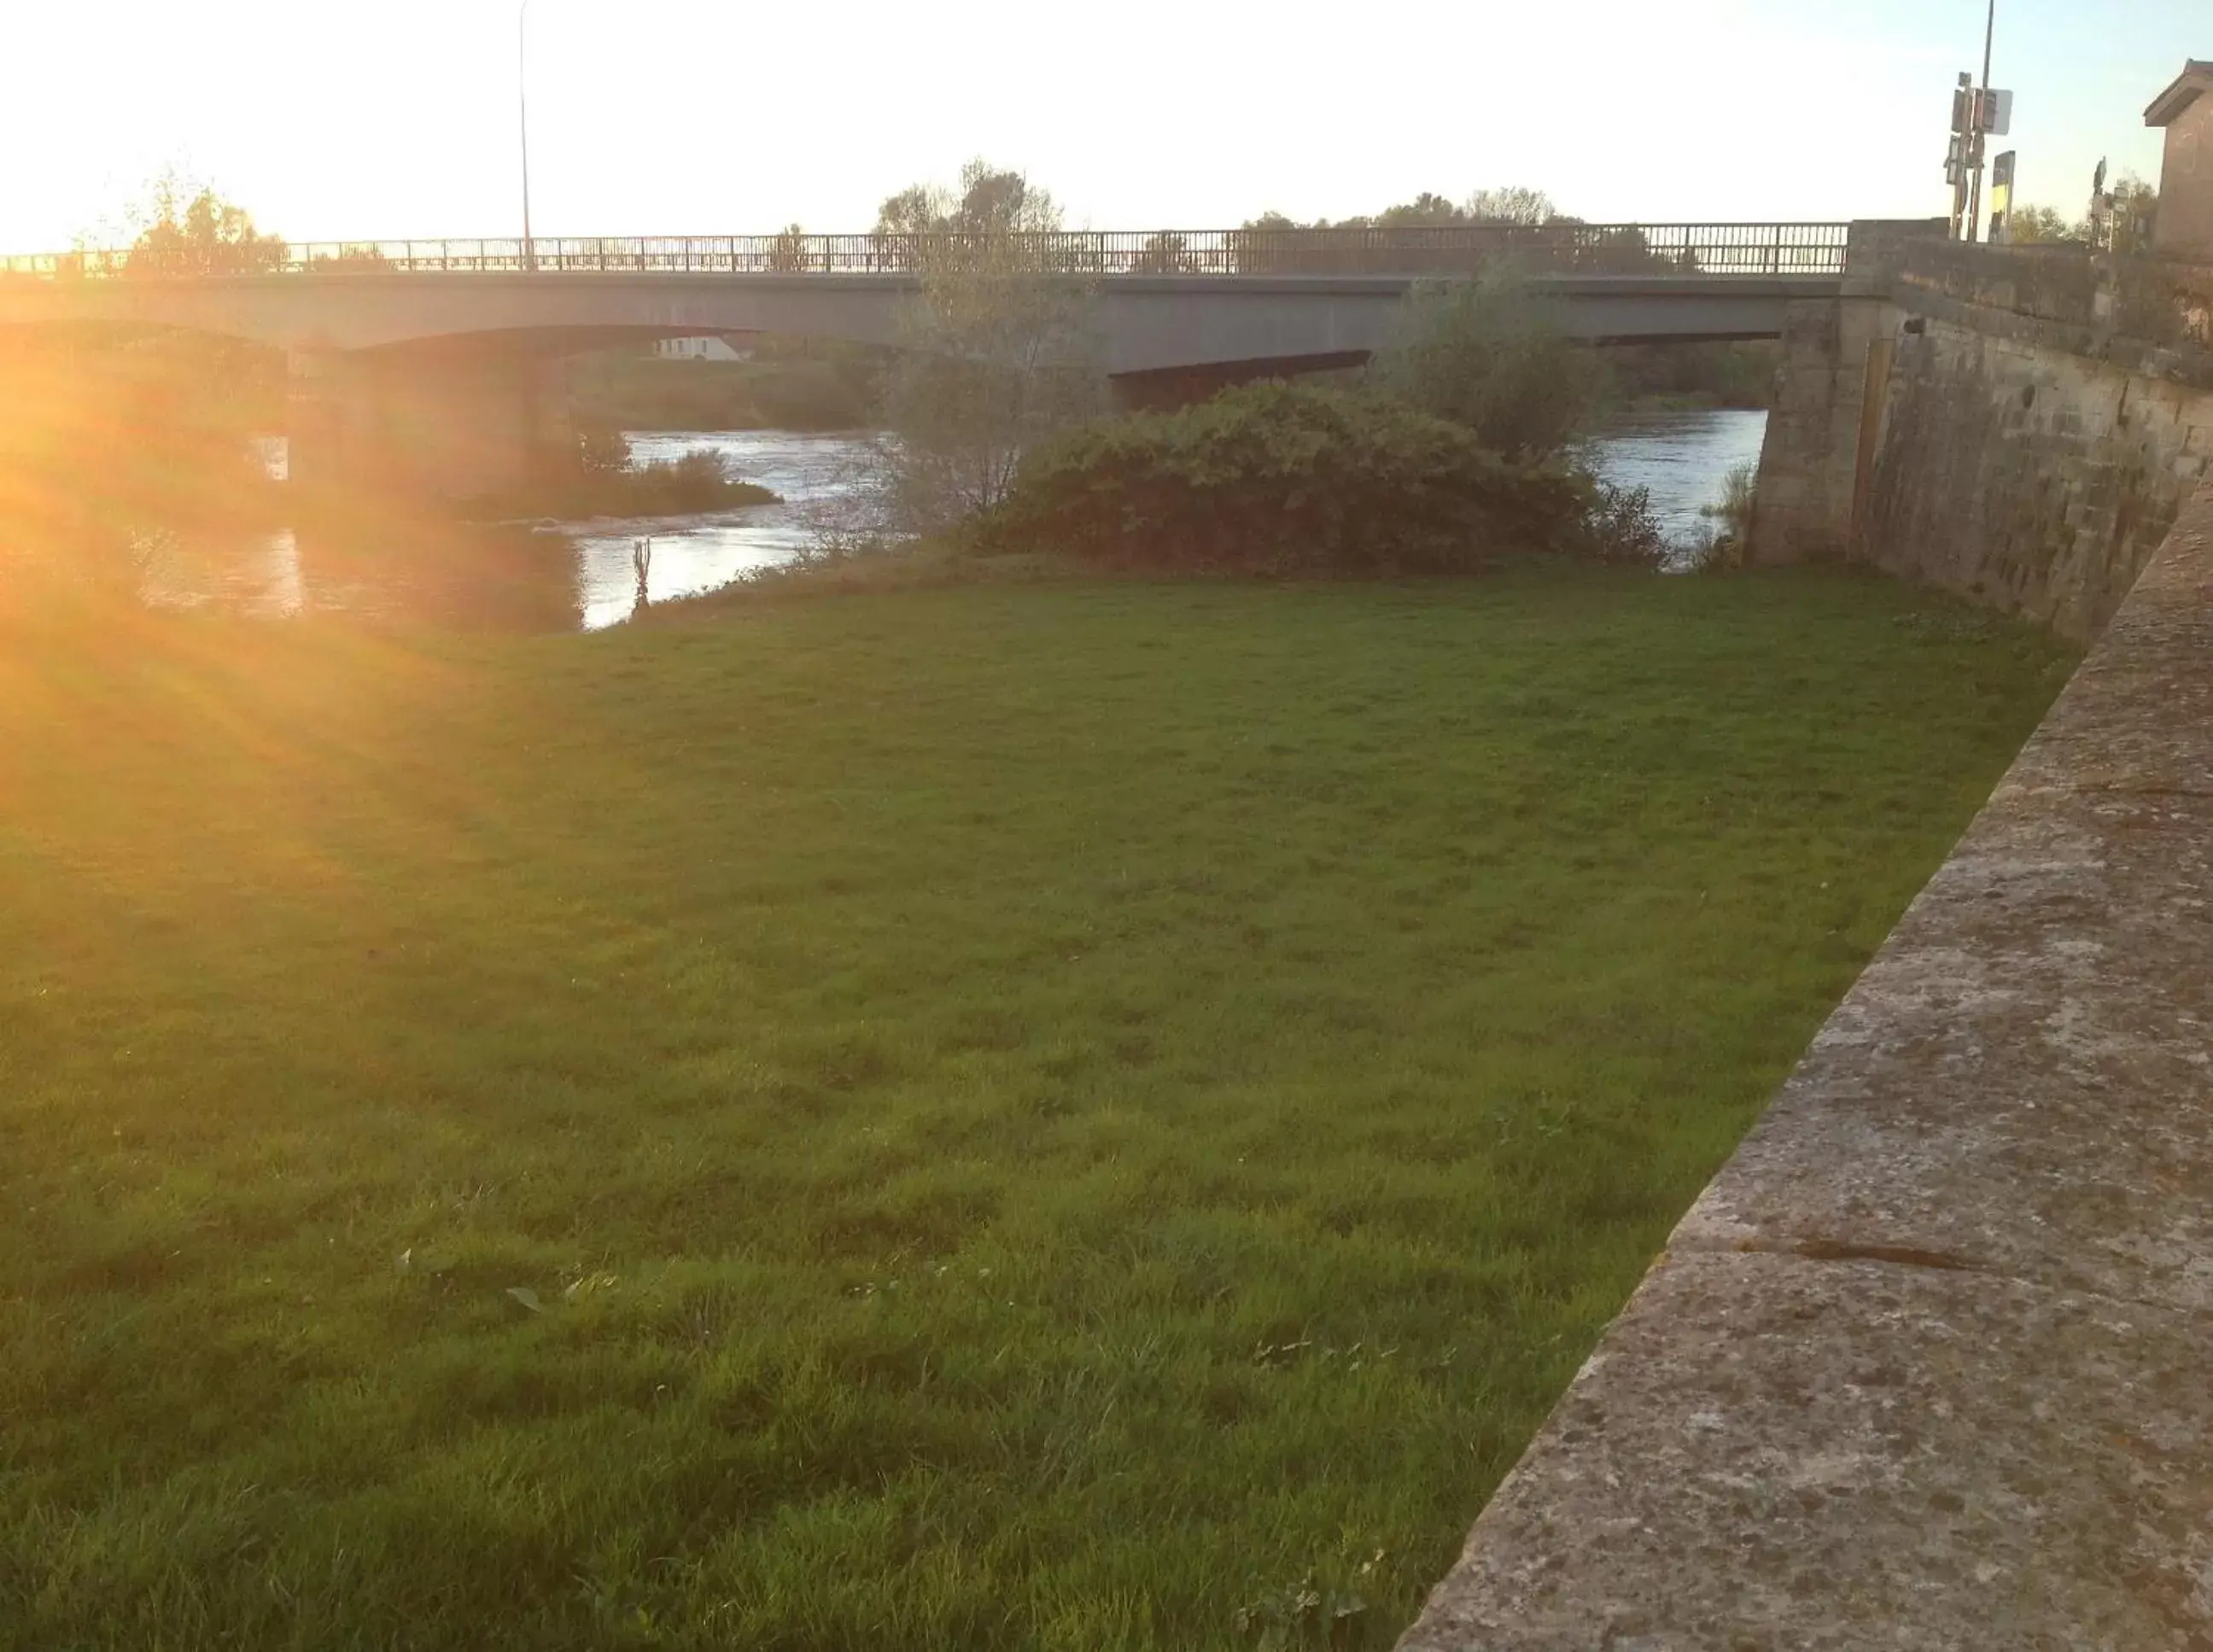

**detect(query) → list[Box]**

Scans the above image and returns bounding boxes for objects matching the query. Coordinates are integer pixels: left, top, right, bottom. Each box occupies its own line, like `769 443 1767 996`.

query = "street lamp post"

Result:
1967 0 1995 242
519 0 535 271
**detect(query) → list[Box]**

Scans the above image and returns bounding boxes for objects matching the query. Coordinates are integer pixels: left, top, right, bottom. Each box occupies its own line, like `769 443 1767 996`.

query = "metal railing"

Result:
0 224 1854 282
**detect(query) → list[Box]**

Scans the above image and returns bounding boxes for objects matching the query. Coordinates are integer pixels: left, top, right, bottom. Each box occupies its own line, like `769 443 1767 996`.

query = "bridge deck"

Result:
3 223 1854 282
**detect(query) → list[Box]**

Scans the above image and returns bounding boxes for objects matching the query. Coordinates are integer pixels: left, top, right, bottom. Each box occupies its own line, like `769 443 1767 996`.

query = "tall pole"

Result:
519 0 535 271
1967 0 1995 242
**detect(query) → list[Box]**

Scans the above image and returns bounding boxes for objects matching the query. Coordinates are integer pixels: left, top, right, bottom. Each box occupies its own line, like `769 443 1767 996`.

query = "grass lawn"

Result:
0 566 2072 1649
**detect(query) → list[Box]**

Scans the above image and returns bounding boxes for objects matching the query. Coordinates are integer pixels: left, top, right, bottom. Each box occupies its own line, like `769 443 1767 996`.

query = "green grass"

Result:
0 567 2072 1649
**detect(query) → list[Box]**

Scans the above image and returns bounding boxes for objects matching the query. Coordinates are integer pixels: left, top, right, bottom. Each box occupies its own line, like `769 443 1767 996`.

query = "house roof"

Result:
2146 60 2213 126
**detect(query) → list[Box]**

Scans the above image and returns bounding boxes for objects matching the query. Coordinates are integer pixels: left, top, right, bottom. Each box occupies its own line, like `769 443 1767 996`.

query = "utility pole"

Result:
1966 0 1995 242
519 0 536 271
1947 73 1973 239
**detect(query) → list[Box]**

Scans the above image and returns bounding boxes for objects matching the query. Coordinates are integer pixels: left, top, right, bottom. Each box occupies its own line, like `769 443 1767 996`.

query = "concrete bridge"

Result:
0 223 1860 499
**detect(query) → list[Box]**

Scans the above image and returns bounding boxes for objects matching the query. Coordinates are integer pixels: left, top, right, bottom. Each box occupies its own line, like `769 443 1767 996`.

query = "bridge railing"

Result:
0 224 1852 281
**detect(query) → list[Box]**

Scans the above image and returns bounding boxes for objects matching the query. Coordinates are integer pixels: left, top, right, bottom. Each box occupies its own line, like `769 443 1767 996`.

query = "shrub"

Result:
1578 482 1668 569
576 420 632 476
984 382 1596 575
1687 462 1757 571
521 442 777 519
622 449 776 515
1368 266 1609 460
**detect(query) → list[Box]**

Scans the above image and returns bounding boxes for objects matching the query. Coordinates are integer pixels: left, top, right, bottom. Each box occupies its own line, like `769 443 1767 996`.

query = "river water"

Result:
137 410 1765 631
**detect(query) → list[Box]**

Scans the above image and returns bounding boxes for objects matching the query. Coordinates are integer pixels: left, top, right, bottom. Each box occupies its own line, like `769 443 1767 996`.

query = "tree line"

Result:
2004 175 2160 257
841 161 1681 572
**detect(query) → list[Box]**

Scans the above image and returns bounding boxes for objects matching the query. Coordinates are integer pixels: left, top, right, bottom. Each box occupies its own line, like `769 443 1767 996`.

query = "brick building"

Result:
2147 60 2213 260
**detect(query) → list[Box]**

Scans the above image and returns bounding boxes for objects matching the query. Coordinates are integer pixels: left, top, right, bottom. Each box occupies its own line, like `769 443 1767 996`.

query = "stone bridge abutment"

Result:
285 345 576 500
1749 231 2213 639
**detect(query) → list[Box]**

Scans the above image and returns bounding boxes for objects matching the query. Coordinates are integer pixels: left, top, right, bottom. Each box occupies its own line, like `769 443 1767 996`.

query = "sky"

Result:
0 0 2198 250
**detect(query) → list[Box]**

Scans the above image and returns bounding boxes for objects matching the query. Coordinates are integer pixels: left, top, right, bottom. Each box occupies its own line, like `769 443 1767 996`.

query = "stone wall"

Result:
288 347 575 502
1743 293 1894 563
1752 237 2213 642
1745 222 1941 569
1858 311 2213 639
2156 71 2213 261
1398 473 2213 1651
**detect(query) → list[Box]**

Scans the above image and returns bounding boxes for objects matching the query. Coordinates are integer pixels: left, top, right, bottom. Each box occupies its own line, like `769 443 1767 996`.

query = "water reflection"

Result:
124 412 1765 629
563 430 881 628
140 528 307 620
149 429 878 632
137 519 584 632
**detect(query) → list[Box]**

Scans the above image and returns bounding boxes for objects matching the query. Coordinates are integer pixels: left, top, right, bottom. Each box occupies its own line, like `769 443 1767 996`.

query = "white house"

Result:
651 336 753 364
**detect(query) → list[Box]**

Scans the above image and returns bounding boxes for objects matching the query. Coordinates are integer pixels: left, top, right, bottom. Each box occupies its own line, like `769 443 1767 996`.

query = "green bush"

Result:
985 382 1603 575
575 419 632 476
600 449 779 516
1368 266 1609 460
500 443 778 519
1583 481 1668 567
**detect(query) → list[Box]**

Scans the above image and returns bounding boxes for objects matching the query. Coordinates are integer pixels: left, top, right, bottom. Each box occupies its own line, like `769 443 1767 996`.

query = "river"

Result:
136 410 1766 631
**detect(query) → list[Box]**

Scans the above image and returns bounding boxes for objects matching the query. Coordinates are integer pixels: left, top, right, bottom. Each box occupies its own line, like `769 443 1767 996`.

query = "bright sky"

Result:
1 0 2197 250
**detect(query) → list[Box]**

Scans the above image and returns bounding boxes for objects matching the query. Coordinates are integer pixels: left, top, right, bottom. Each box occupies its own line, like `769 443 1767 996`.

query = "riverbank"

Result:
468 468 778 523
1618 390 1767 413
7 413 1770 632
570 351 877 432
1 569 2071 1647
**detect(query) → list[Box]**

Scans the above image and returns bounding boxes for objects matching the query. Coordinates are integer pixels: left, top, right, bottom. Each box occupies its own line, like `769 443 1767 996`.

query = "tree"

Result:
768 223 812 272
873 164 1101 533
875 184 947 240
874 163 1073 275
124 172 288 276
1369 265 1607 461
1244 188 1559 231
2003 204 2081 246
1373 192 1467 228
948 164 1042 236
2004 178 2158 256
1463 187 1556 226
2107 177 2159 258
1133 231 1199 274
875 163 1064 244
308 244 393 271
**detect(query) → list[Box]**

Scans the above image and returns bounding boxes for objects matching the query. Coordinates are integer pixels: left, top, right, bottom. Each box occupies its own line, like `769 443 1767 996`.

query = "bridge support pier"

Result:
1745 220 1943 564
288 347 575 505
1745 293 1899 564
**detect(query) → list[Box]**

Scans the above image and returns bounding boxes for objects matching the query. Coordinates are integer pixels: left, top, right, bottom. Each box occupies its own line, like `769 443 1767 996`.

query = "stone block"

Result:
1672 779 2213 1311
1398 1252 2213 1650
1860 315 2213 639
1672 494 2213 1311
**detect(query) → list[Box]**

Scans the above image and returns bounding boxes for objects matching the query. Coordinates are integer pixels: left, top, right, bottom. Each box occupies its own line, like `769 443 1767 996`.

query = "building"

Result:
2146 59 2213 260
651 336 752 363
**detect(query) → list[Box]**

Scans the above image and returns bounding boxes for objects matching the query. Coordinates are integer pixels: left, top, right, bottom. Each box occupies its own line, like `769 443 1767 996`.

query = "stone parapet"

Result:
1895 240 2213 365
1399 479 2213 1649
